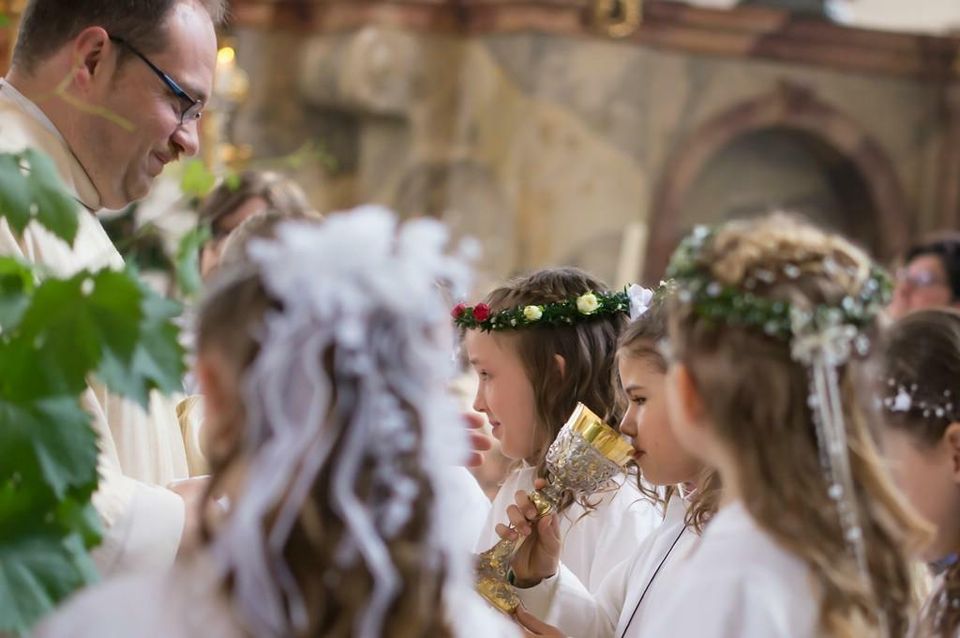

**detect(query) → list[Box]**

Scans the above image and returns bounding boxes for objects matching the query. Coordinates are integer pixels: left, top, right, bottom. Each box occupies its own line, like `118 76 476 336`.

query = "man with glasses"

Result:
889 232 960 319
0 0 224 577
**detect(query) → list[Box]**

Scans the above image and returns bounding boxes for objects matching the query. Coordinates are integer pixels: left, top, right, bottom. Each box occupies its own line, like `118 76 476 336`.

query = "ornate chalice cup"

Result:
475 402 634 614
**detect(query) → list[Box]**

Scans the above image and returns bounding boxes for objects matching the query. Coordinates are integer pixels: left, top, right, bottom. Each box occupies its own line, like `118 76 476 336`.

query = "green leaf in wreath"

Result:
22 149 79 246
0 530 99 635
0 153 32 235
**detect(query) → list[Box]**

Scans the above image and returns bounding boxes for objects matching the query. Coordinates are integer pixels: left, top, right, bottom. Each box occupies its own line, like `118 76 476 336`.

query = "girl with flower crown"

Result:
641 214 926 637
459 268 661 598
38 208 519 638
500 290 721 638
877 308 960 637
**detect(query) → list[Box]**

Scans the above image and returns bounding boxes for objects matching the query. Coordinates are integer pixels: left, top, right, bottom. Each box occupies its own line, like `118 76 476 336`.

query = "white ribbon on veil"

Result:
211 206 479 638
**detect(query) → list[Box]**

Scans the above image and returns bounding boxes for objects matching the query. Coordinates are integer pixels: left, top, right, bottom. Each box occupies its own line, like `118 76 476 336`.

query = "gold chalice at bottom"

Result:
475 402 634 614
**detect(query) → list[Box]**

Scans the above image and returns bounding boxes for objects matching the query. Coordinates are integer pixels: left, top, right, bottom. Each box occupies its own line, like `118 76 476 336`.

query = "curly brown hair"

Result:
668 213 927 637
196 268 452 638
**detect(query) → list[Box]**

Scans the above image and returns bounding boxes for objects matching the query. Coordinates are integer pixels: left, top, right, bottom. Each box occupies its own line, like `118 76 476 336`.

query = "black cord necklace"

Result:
619 525 688 638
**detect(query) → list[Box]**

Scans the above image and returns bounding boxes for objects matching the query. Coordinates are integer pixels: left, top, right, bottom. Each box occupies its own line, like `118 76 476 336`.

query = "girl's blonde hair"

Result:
668 213 926 637
616 293 720 532
481 267 626 482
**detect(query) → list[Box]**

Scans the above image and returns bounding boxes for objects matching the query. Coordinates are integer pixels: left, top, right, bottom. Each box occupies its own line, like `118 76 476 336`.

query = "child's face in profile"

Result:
619 351 702 486
881 424 960 561
465 330 541 462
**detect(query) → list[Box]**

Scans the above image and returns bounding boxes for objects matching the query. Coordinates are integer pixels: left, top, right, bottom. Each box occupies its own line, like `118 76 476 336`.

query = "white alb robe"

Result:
447 465 493 555
36 549 522 638
0 80 188 575
475 465 662 594
642 500 820 638
515 493 696 637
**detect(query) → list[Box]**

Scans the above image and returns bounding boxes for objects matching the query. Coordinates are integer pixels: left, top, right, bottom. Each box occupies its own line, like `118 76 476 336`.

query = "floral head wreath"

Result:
666 225 891 345
667 223 892 611
452 284 656 332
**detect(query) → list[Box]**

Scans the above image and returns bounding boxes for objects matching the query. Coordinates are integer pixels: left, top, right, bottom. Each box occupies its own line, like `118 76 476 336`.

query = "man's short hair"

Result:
12 0 227 74
905 231 960 301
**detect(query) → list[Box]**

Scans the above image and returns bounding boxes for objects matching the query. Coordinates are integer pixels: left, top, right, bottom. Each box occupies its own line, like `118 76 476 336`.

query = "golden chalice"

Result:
475 402 634 614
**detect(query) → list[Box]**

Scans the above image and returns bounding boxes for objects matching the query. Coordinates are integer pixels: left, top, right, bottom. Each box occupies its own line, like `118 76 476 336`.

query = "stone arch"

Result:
644 83 910 279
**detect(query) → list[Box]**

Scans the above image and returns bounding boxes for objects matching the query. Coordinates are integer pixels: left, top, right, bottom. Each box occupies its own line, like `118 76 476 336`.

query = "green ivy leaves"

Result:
0 150 79 245
97 282 186 407
0 531 100 634
0 151 185 634
174 224 211 299
180 159 217 199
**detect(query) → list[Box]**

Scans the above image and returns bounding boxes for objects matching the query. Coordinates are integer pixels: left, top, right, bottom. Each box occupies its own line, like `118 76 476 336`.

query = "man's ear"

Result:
69 27 113 89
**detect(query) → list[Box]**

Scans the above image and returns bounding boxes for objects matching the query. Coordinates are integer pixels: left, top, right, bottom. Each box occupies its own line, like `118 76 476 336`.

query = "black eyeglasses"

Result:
109 35 204 125
895 268 947 291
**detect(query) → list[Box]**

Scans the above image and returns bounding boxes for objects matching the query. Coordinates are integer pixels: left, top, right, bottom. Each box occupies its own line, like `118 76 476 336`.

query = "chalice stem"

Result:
474 488 557 614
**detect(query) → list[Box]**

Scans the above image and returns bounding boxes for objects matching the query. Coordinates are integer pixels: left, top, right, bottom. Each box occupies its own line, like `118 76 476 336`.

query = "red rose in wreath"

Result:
472 303 491 322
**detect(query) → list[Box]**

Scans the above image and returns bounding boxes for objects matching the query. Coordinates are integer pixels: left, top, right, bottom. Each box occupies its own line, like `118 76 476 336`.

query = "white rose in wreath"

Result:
523 305 543 321
576 292 600 315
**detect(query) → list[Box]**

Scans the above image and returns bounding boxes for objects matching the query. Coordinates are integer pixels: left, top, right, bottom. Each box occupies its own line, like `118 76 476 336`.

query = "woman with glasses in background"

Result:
889 232 960 320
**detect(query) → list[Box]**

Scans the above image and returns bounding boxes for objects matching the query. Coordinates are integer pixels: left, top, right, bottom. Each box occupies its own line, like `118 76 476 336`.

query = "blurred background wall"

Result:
5 0 960 287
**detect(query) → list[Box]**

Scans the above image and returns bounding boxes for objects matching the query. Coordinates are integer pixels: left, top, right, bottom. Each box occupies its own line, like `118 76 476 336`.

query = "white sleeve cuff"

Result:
513 568 562 619
92 481 185 577
516 564 598 638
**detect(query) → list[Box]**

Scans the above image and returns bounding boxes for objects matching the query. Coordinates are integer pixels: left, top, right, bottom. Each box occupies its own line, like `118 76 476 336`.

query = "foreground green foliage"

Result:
0 151 185 634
